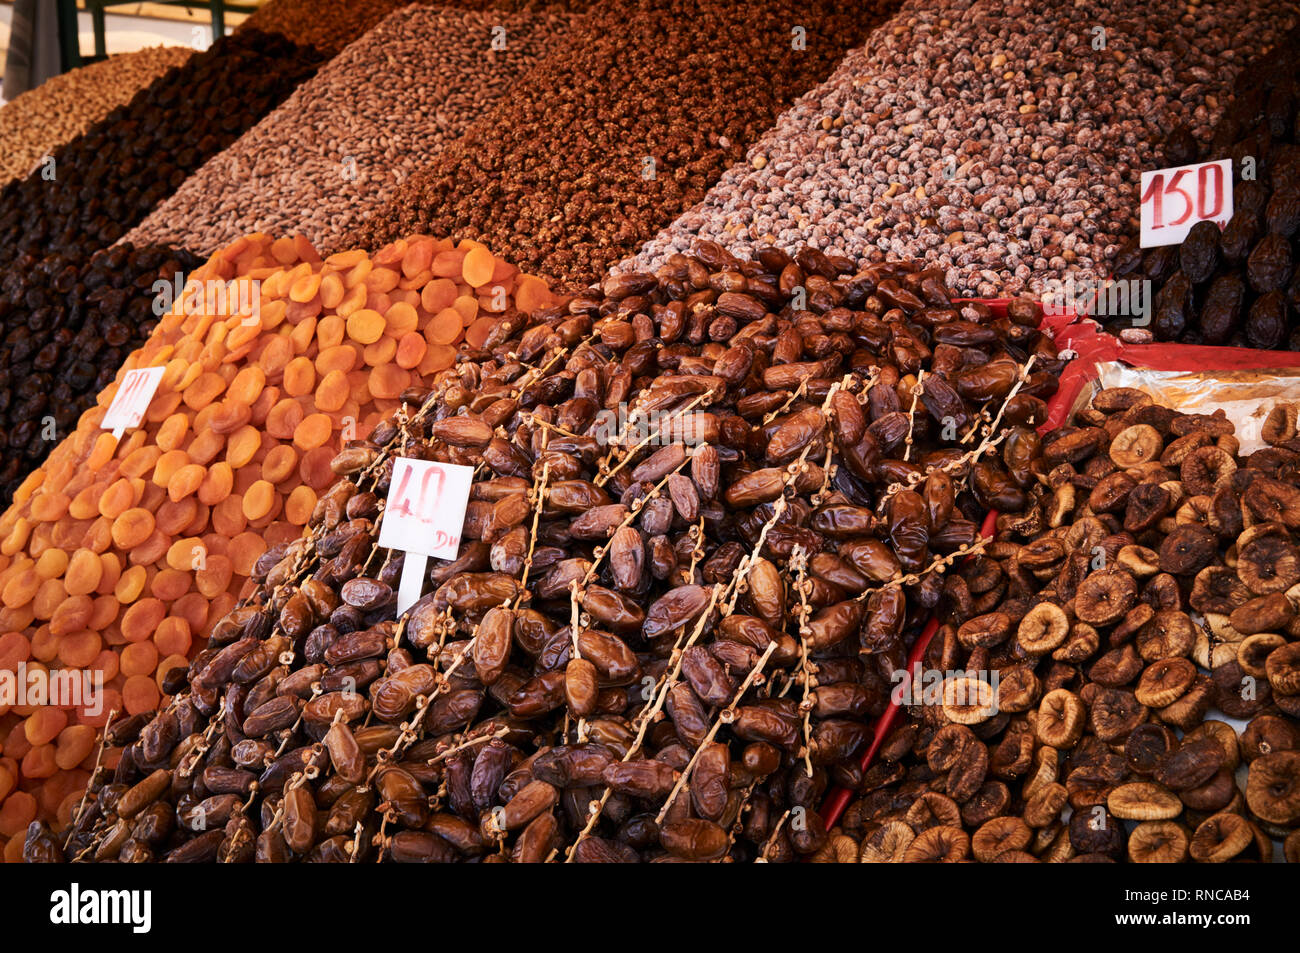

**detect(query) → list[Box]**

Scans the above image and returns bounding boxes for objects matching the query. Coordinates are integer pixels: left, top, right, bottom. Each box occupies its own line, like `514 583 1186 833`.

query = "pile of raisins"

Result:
0 244 200 503
0 31 323 271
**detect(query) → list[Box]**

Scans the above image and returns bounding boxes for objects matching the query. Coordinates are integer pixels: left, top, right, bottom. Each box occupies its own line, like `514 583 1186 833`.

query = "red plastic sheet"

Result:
817 331 1300 830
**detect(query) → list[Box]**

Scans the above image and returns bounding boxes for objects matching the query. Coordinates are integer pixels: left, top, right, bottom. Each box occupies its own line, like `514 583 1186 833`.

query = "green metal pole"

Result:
55 0 82 72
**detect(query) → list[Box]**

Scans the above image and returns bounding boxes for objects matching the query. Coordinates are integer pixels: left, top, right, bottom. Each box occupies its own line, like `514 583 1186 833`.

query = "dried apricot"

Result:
319 272 344 309
49 595 93 636
114 565 147 604
54 726 97 771
265 398 305 439
198 462 234 505
110 508 155 550
315 369 350 412
362 335 398 367
261 445 298 485
153 613 191 657
151 568 191 602
225 425 262 469
428 307 463 346
294 413 333 451
34 548 68 580
284 486 317 526
242 480 276 521
121 676 160 716
120 598 166 644
282 356 315 397
395 331 427 369
212 495 248 537
129 530 170 567
462 245 496 287
346 309 385 345
299 447 336 490
195 554 233 599
63 550 103 597
120 641 158 679
183 371 227 410
421 344 456 375
58 630 101 669
229 532 268 577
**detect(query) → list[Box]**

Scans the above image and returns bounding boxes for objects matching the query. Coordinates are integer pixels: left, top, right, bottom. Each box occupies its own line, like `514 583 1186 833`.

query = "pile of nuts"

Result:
0 233 555 846
627 0 1300 296
349 0 895 288
37 242 1063 863
0 243 201 504
821 387 1300 862
1112 32 1300 349
239 0 592 57
0 46 193 186
0 31 323 271
126 4 579 256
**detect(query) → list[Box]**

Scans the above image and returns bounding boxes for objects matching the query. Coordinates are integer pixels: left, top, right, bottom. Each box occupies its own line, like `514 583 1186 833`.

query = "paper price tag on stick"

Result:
378 458 474 615
101 366 165 439
1139 158 1233 248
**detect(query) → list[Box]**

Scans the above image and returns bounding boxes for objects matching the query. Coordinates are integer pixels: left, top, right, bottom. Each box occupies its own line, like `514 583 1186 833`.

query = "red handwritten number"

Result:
1145 165 1223 230
1141 173 1163 228
390 463 445 524
1165 169 1193 227
1198 163 1223 219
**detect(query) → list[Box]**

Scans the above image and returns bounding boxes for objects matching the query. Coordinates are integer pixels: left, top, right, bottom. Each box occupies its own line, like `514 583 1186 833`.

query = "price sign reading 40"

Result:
380 458 474 560
1139 158 1233 248
379 458 474 616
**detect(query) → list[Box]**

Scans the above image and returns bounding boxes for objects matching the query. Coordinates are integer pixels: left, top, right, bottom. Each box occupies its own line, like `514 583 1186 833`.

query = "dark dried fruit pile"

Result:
1112 33 1300 348
39 242 1063 863
821 388 1300 862
348 0 897 289
0 30 323 271
0 244 200 503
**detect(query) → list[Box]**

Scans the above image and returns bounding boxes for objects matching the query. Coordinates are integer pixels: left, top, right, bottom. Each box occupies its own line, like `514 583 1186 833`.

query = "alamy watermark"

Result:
152 274 262 326
890 664 1001 711
1039 275 1151 326
590 403 711 447
0 663 103 716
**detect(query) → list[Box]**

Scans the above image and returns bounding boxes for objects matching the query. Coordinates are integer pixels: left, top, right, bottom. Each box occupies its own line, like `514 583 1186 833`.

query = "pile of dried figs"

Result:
27 242 1064 862
820 388 1300 862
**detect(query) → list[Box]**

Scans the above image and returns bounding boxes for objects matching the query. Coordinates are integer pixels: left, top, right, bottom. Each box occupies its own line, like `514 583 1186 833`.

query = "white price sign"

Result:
101 366 165 439
379 458 474 615
1139 159 1232 248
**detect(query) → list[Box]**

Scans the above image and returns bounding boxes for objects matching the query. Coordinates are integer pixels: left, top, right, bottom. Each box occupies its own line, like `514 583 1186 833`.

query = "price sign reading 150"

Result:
1139 159 1233 248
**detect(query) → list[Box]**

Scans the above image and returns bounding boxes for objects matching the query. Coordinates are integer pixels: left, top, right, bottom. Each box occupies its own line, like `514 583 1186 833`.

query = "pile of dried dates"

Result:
819 387 1300 862
1113 34 1300 348
28 242 1064 863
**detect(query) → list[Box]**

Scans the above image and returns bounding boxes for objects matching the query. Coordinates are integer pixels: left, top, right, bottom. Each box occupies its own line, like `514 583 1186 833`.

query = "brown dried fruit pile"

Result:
0 233 555 855
240 0 592 57
0 46 193 186
1112 31 1300 349
43 241 1063 863
126 4 579 256
348 0 898 289
820 388 1300 862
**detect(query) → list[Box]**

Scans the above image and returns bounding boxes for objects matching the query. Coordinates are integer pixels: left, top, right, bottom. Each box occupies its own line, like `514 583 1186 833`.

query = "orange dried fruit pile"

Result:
0 231 555 839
